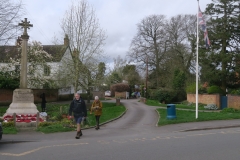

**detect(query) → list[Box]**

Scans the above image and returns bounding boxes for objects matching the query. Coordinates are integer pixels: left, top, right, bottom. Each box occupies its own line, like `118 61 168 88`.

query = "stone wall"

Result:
227 95 240 110
187 94 221 109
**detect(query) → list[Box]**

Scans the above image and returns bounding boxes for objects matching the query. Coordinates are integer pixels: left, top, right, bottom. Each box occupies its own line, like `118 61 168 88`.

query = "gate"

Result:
220 96 228 109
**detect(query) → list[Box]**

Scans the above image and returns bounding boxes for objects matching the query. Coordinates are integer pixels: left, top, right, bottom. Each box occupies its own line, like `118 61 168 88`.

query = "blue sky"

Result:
17 0 211 64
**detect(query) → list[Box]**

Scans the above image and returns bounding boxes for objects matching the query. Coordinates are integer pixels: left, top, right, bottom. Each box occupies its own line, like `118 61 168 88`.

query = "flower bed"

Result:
3 114 44 123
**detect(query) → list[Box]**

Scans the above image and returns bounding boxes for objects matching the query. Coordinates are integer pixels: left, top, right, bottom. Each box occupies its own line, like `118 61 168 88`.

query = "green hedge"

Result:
149 88 177 103
207 85 224 95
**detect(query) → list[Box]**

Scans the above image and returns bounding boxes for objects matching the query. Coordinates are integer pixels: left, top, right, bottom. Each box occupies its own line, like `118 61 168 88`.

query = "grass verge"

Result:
37 102 126 133
146 99 206 110
157 108 240 126
1 102 126 134
3 127 18 134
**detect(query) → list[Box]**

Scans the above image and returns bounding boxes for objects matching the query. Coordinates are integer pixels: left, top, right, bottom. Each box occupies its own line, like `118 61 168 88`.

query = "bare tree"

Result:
60 0 106 94
0 0 23 45
128 15 166 88
165 14 196 75
128 14 198 88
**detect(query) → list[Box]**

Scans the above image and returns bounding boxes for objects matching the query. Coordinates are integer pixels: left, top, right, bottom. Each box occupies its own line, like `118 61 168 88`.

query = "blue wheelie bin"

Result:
167 104 176 119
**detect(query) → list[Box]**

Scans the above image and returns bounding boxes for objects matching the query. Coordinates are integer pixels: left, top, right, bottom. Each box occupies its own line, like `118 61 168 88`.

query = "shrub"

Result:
173 90 186 102
198 87 207 94
186 83 196 93
186 83 207 94
0 71 19 89
2 121 15 127
149 88 176 103
110 83 130 96
230 89 240 95
207 85 224 94
38 122 54 127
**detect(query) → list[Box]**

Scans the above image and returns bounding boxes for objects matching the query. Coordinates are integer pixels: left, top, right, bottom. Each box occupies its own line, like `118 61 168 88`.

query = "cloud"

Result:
16 0 211 66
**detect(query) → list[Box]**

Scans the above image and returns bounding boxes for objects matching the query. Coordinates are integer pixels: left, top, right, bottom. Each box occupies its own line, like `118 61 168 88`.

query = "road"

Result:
0 99 240 160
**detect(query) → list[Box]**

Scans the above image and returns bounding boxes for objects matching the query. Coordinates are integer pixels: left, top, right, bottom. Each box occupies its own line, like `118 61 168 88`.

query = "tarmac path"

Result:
1 99 240 160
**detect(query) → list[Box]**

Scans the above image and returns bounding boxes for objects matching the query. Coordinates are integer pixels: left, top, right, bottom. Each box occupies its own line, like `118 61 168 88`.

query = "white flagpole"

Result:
196 0 199 119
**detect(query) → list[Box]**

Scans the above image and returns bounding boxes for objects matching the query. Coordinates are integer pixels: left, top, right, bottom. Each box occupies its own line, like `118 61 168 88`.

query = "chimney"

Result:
64 34 69 46
15 36 22 46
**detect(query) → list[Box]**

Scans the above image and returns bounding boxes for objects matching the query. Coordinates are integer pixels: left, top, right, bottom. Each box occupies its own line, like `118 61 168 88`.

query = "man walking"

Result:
69 93 87 139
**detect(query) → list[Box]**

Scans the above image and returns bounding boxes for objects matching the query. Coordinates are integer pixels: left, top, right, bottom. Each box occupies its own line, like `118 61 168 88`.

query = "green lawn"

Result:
37 102 126 133
146 99 206 110
157 108 240 126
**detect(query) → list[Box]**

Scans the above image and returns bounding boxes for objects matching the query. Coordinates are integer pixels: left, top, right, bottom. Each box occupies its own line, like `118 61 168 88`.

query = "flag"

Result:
198 6 210 48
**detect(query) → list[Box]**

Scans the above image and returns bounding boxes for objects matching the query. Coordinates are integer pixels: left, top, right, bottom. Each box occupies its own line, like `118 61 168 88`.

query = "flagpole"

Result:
196 0 199 119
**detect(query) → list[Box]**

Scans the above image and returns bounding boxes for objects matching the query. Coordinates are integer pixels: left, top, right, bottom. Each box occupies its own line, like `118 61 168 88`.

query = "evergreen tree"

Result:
199 0 240 93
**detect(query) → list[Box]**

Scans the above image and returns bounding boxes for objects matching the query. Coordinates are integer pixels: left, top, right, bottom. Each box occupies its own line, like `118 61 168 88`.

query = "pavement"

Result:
1 98 240 142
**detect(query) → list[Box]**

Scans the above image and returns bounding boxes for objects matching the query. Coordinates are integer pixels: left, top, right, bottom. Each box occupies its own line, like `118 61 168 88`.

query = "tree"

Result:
60 0 106 93
200 0 240 93
165 14 197 75
122 64 141 86
2 41 53 88
128 14 197 89
128 15 166 88
94 62 106 90
0 0 23 45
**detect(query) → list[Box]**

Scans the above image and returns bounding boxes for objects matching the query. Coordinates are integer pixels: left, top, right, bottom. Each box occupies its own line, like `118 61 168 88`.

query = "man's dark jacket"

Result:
69 97 87 117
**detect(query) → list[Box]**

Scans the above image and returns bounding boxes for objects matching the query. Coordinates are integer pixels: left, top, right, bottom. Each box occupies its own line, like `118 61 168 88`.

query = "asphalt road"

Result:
0 99 240 160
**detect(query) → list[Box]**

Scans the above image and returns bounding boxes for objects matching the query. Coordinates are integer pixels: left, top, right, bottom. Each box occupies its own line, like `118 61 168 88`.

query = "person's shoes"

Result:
75 131 81 139
79 130 82 136
95 126 100 130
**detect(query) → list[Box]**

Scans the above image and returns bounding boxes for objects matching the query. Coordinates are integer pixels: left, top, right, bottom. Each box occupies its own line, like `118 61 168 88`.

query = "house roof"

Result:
0 46 20 62
0 44 69 63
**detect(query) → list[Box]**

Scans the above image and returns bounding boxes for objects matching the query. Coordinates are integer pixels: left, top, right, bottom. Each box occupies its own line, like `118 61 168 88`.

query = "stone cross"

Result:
18 18 33 36
18 18 33 89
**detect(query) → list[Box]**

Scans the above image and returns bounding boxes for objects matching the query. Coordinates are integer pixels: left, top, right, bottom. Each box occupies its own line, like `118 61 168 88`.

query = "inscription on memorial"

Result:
12 89 33 102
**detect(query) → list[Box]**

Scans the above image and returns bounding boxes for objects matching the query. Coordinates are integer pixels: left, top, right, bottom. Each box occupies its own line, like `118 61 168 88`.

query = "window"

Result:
44 65 51 76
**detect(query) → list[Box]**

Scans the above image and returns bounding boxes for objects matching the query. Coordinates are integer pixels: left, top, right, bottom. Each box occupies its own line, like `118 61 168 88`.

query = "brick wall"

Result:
188 94 240 110
187 94 221 109
32 89 58 103
227 95 240 110
0 89 58 105
0 89 13 104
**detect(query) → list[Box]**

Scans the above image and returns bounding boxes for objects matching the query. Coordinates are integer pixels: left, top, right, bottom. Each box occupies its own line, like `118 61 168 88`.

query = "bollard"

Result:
116 98 120 106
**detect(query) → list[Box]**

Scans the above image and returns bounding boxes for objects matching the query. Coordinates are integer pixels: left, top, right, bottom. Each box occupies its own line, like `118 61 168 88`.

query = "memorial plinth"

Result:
4 89 39 116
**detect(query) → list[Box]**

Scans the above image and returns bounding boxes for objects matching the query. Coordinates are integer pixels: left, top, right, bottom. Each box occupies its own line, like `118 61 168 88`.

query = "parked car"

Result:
105 90 111 97
0 122 2 140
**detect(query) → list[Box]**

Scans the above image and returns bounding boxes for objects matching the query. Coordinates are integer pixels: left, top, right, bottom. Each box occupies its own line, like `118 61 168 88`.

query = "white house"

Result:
0 35 83 94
